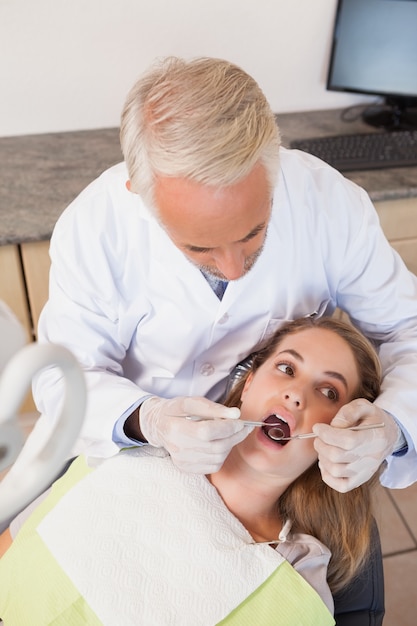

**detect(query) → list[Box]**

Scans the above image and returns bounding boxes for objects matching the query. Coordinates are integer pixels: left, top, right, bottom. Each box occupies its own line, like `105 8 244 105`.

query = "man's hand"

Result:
312 399 401 492
138 396 250 473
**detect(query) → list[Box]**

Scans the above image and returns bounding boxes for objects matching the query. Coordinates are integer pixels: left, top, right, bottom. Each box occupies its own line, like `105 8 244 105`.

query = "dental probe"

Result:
267 422 385 441
182 415 284 427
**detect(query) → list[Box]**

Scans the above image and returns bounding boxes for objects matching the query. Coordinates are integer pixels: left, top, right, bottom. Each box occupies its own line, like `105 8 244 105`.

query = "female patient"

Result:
0 317 382 625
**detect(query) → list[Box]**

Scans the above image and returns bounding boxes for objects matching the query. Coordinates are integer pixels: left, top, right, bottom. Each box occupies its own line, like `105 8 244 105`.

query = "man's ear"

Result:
125 180 132 192
240 371 253 402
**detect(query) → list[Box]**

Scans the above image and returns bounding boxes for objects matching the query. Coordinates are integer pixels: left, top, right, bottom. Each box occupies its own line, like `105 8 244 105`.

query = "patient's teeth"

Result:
274 413 288 424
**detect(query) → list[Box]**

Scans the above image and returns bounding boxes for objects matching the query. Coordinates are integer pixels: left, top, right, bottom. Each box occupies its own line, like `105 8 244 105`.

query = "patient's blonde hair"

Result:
120 56 281 208
226 316 382 594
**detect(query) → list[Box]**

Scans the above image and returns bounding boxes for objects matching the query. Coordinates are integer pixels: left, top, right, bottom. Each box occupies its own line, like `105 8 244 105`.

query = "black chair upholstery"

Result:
333 520 385 625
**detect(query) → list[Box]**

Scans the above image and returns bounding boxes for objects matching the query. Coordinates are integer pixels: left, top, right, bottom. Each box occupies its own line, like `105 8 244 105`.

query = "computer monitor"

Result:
326 0 417 130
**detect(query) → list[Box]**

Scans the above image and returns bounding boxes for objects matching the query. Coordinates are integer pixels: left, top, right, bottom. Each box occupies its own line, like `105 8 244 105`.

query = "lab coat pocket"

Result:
258 299 333 343
305 299 333 319
260 318 290 342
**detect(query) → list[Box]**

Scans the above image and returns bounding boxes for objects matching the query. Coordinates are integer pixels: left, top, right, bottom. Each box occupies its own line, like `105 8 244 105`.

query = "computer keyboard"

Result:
290 129 417 172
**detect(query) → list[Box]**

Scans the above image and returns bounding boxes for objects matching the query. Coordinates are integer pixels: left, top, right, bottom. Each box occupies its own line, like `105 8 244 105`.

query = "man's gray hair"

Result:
120 57 281 208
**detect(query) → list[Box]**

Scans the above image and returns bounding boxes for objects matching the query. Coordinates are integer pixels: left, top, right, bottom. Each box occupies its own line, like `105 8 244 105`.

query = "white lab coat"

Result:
33 147 417 488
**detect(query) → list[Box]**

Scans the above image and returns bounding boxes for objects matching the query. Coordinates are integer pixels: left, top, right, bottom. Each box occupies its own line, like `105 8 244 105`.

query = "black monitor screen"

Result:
327 0 417 129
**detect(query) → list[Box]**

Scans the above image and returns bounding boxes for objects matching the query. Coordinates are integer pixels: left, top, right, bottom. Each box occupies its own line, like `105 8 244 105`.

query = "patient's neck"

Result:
207 450 291 544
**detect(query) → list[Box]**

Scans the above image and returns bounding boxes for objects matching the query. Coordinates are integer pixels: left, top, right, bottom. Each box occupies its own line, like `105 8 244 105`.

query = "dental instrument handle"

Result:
183 415 271 427
286 422 385 440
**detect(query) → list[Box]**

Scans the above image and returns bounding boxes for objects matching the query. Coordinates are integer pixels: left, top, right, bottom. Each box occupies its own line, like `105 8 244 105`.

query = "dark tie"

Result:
200 271 228 300
213 279 228 300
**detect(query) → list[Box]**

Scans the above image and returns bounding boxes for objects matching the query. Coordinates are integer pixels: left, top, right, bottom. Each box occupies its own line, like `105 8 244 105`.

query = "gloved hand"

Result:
312 399 401 492
139 396 250 473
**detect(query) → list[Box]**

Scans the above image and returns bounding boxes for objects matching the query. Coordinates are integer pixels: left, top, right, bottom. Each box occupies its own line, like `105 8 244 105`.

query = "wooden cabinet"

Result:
0 245 37 412
20 240 51 337
0 240 50 343
0 241 50 412
374 197 417 276
0 245 32 342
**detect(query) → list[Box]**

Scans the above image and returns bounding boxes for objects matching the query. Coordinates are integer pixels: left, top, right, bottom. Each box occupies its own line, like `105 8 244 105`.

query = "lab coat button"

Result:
218 313 229 324
200 363 215 376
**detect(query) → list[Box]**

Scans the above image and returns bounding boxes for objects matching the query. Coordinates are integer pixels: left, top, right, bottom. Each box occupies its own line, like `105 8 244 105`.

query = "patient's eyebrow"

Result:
323 370 348 391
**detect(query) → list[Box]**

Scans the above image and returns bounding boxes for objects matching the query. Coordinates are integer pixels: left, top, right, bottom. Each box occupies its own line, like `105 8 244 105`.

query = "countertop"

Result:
0 128 122 245
1 108 416 246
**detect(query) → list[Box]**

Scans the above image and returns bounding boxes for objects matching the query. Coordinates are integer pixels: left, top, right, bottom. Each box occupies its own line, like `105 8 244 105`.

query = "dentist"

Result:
30 56 417 492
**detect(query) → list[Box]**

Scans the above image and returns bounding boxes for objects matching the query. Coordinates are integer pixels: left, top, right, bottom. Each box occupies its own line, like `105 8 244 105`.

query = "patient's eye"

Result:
320 387 339 401
277 362 294 376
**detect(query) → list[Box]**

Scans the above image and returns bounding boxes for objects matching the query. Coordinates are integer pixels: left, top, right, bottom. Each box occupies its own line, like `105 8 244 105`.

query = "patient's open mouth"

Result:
262 415 291 445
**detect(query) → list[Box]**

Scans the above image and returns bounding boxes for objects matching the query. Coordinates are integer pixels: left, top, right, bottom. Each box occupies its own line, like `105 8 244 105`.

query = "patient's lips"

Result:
262 414 291 446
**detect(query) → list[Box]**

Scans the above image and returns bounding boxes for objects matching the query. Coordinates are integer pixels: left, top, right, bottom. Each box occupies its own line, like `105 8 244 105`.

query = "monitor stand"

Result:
362 97 417 131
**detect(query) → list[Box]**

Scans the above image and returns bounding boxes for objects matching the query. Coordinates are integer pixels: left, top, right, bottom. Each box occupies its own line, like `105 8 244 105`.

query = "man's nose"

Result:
212 248 245 281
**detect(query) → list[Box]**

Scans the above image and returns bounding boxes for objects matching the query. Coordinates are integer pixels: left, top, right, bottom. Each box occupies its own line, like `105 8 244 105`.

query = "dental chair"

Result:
333 521 385 626
1 302 384 625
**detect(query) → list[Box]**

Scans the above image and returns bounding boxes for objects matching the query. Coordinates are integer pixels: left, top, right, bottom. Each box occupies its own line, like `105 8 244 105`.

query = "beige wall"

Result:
0 0 375 138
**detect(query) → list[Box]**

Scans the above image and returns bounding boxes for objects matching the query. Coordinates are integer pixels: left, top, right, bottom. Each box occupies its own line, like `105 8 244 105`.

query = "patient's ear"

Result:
125 180 132 192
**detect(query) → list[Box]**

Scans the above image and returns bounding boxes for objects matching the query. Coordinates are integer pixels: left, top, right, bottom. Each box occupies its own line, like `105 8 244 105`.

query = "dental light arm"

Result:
0 343 86 525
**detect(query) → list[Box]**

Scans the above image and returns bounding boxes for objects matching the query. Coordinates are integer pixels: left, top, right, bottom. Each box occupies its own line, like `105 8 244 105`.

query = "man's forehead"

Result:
154 165 272 245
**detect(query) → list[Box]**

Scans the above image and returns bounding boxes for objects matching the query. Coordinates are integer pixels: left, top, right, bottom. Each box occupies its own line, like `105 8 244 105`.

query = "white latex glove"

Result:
312 399 401 492
139 396 251 473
